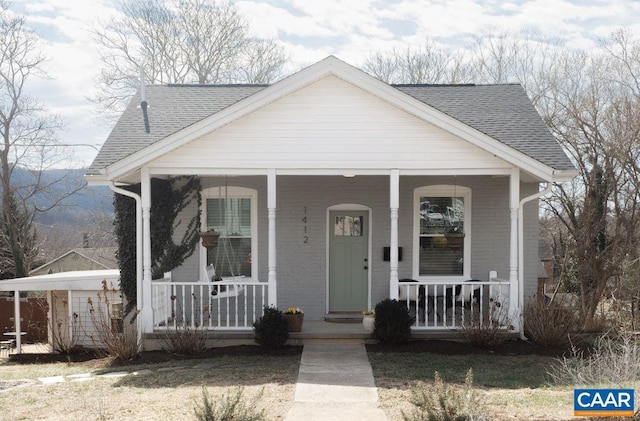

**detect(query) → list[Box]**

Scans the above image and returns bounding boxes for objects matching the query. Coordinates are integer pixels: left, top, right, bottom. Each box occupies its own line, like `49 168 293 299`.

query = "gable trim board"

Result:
95 57 575 184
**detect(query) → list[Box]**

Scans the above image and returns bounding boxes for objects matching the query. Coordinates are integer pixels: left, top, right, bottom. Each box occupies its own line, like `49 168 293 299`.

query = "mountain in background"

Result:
7 167 117 264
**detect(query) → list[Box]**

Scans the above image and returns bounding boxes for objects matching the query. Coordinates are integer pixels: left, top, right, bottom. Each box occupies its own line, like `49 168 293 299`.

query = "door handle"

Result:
364 266 368 270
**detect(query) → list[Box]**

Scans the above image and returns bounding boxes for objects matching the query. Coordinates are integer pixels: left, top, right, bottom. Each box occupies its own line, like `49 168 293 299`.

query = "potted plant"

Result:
362 310 375 333
283 307 304 332
199 229 220 249
444 225 464 249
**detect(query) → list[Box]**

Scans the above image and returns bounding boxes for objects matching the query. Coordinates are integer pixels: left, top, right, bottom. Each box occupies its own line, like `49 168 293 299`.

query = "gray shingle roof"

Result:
395 84 574 171
87 82 574 175
88 85 266 175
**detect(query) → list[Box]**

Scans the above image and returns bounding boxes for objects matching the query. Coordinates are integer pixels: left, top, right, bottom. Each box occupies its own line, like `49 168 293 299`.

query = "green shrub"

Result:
194 386 266 421
253 306 289 349
373 299 414 345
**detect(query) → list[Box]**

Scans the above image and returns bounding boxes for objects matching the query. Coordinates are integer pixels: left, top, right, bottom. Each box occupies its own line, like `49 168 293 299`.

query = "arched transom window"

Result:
202 186 257 279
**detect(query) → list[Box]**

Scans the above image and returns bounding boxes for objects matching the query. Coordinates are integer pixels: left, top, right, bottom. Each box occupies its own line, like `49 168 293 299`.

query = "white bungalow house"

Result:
85 56 576 342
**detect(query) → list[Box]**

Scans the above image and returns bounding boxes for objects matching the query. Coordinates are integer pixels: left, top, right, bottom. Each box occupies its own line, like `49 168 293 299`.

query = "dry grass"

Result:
376 382 574 421
0 353 299 421
2 343 624 421
369 351 576 420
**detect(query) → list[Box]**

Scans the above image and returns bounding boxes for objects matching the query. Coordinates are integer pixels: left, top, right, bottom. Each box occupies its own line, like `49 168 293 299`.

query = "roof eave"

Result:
551 169 579 183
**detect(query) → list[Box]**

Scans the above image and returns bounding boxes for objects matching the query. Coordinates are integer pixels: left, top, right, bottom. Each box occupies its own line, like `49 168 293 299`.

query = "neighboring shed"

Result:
30 247 118 275
0 270 121 353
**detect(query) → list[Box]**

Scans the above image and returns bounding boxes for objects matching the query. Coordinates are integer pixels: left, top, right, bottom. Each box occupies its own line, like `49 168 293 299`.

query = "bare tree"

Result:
0 3 85 278
470 28 564 109
363 39 474 84
542 35 640 329
92 0 288 117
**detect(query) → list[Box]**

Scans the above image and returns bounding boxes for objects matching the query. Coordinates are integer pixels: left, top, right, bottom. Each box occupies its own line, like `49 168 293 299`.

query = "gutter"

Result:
518 182 553 340
108 182 143 346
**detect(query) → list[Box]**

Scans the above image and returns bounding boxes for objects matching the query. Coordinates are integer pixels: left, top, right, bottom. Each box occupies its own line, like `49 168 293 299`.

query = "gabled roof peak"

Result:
87 55 575 180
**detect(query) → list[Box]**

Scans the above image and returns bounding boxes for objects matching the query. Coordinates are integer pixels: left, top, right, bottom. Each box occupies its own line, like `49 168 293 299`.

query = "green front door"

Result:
329 211 369 312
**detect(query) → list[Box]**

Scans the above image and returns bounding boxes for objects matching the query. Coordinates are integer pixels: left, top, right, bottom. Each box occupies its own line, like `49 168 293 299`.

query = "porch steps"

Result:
324 313 363 324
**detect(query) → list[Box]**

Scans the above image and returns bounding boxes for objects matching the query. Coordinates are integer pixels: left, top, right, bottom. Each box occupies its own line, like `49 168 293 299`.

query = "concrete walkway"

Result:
284 342 388 421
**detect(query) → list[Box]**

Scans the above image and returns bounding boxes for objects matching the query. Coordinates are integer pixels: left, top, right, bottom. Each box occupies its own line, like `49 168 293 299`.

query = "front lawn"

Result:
367 341 576 420
0 347 301 421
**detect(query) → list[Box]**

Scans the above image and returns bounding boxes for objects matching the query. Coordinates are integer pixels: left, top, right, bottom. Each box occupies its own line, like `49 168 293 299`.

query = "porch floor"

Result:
147 320 458 348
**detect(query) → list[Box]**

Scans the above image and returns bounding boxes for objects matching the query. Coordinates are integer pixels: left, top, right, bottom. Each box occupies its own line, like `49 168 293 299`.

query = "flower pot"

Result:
200 231 220 249
284 313 304 332
362 315 375 333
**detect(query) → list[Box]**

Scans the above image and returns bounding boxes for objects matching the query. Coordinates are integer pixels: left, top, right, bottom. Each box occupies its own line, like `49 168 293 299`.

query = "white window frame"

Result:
412 185 471 280
200 186 258 280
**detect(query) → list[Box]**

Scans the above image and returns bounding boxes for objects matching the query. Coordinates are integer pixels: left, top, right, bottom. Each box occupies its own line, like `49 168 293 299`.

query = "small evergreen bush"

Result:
253 306 289 349
373 299 414 345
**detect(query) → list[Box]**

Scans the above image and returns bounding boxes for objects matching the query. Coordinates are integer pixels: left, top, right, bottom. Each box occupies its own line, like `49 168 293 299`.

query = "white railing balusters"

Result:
397 277 512 331
151 278 267 331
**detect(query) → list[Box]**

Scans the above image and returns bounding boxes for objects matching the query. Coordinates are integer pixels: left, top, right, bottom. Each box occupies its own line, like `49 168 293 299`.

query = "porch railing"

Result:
151 277 268 330
398 276 512 330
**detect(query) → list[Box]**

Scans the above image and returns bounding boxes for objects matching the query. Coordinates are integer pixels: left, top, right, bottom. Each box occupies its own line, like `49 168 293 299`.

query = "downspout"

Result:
108 182 143 347
518 181 553 340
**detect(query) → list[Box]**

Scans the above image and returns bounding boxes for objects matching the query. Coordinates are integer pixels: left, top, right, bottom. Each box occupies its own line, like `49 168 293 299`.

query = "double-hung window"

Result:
413 185 471 278
203 187 257 278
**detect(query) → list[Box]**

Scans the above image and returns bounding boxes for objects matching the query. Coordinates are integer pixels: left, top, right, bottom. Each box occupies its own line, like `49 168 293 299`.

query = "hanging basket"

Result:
199 231 220 249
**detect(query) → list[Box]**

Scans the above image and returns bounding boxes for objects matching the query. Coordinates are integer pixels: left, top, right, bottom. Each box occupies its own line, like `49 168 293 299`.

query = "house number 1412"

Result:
302 206 308 243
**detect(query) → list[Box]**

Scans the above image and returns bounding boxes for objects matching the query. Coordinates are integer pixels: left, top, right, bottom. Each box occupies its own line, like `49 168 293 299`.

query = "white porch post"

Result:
389 169 399 299
67 290 73 346
267 169 277 307
509 168 521 331
141 167 153 333
13 289 21 353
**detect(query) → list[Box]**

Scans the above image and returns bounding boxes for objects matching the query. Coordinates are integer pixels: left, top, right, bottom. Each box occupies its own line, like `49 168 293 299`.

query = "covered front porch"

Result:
138 169 526 339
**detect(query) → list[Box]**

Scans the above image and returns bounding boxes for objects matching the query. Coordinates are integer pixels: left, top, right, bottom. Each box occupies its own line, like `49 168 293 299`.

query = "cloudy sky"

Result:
11 0 640 167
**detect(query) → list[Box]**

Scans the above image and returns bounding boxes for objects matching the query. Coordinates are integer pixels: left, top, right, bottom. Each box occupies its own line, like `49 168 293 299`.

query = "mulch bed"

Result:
5 345 303 365
366 339 573 357
4 339 573 366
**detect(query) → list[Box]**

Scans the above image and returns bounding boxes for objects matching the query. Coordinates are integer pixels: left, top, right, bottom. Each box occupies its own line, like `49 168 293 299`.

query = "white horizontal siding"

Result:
152 76 510 170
